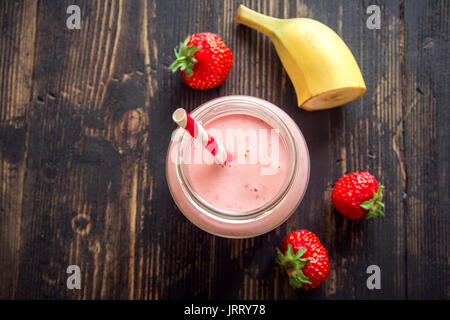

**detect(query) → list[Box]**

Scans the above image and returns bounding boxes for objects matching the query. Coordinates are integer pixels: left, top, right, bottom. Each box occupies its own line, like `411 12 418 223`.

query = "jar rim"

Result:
174 95 300 222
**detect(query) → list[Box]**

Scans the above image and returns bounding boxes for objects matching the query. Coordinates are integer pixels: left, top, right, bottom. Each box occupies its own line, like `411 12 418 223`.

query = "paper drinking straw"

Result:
172 108 233 165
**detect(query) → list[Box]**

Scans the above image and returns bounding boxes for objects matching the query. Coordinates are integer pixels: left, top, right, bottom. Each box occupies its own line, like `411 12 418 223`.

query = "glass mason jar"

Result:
166 95 310 238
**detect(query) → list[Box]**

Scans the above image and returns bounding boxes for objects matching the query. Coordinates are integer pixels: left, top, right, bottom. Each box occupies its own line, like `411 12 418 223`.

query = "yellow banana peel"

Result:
235 5 366 111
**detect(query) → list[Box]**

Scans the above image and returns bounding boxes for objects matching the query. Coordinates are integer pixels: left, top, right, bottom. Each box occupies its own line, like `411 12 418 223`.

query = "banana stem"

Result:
234 5 281 38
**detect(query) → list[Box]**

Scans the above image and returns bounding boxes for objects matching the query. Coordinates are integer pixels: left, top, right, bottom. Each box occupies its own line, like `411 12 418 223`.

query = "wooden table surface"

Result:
0 0 448 300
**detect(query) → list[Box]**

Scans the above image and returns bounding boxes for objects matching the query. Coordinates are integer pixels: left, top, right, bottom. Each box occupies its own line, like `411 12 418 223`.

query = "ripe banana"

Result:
235 5 366 111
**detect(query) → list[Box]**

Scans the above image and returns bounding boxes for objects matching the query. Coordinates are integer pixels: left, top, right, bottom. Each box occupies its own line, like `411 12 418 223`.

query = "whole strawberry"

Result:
276 230 330 290
332 172 385 220
169 32 233 89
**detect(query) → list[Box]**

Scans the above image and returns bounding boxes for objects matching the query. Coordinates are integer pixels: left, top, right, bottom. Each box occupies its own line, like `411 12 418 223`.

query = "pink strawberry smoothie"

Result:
166 96 310 238
186 114 289 212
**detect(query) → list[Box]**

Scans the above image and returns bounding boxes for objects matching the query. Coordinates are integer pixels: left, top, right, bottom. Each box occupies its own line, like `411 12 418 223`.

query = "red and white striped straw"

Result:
172 108 233 165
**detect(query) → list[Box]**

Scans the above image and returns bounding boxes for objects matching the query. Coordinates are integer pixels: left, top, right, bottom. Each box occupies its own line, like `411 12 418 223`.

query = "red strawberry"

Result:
169 32 233 89
276 230 330 290
331 172 385 220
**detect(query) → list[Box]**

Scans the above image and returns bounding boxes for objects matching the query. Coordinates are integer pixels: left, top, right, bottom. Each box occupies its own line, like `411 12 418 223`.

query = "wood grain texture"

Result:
0 0 38 299
403 0 449 299
0 0 448 300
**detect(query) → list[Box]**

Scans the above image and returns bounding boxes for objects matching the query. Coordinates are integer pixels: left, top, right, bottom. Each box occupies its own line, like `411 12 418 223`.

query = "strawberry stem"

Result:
360 185 385 219
276 244 312 289
169 36 200 77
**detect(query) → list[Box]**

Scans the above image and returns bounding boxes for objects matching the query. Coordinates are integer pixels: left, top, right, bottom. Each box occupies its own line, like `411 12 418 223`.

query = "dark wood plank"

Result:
11 0 155 299
403 0 449 299
0 0 38 299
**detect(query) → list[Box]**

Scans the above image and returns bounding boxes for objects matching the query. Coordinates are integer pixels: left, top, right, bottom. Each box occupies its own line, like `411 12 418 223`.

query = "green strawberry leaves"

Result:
276 244 312 289
169 36 200 77
360 185 385 219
